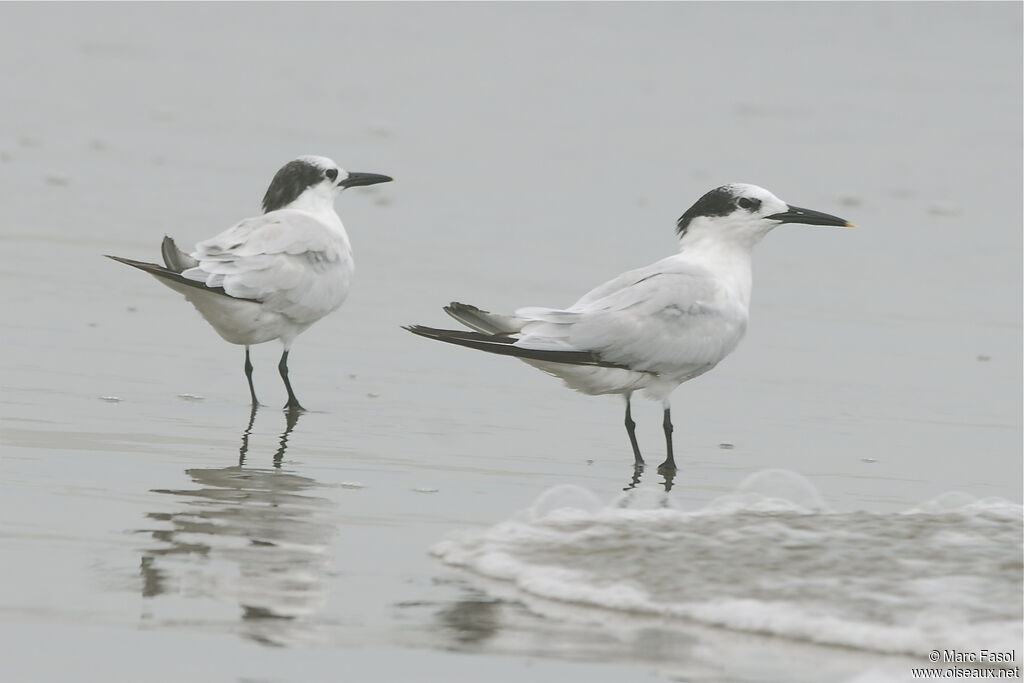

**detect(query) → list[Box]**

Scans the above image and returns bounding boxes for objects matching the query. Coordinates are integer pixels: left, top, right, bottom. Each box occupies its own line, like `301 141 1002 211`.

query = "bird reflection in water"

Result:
435 590 502 648
137 407 336 646
623 464 676 493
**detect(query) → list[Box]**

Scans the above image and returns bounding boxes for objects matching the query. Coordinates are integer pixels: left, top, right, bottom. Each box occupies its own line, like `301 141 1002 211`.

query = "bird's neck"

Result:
282 186 341 220
678 236 754 309
275 189 350 250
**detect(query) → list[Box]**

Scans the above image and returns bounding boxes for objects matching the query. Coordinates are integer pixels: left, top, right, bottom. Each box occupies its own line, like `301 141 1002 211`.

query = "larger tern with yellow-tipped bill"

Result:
406 183 852 472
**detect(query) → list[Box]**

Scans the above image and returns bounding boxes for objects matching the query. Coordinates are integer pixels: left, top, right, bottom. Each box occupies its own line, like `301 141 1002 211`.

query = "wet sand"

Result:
0 3 1020 682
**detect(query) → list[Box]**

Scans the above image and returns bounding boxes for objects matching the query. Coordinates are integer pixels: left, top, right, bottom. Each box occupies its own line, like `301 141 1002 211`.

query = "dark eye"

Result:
737 197 760 211
325 169 339 182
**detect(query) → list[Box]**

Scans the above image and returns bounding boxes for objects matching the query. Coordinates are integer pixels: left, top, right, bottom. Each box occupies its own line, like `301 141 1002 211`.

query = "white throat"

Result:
284 184 340 217
677 225 757 311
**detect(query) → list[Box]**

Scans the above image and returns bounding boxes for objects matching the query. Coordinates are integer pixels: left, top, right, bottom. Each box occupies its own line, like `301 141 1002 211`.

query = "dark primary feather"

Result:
408 325 518 344
403 325 628 369
104 255 259 302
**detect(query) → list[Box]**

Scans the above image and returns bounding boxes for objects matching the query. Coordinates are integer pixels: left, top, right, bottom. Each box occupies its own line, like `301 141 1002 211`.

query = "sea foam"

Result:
433 471 1022 657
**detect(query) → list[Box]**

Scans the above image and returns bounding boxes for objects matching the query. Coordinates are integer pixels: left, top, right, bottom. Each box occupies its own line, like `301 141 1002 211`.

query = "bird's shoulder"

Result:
193 209 346 261
571 255 718 311
514 256 726 351
562 256 747 371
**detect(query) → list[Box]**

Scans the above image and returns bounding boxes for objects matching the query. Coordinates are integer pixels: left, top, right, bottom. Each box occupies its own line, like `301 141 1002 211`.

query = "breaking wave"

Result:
433 470 1022 657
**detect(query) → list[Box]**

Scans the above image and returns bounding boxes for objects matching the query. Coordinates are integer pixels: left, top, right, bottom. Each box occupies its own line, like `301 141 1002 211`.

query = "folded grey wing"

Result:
570 256 681 308
180 213 349 319
516 271 730 373
104 254 259 301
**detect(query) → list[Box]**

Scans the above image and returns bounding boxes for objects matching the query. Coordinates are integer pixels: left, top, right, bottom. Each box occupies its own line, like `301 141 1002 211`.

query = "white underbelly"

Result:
158 277 314 346
521 360 653 396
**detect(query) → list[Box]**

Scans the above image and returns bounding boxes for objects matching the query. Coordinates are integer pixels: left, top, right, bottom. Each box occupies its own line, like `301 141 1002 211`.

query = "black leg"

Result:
274 407 302 468
624 395 644 468
278 349 305 411
661 467 676 493
622 465 644 492
657 405 677 473
244 346 259 406
238 403 258 466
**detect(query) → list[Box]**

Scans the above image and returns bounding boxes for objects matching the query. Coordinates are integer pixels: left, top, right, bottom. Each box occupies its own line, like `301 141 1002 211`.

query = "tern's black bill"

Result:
766 205 853 227
340 172 393 188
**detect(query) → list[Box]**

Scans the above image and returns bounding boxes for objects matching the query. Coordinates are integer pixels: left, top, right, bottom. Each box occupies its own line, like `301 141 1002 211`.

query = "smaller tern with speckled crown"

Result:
406 184 853 473
107 155 392 410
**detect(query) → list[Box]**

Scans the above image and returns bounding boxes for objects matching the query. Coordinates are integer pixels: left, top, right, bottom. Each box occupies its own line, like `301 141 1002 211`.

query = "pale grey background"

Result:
0 3 1020 682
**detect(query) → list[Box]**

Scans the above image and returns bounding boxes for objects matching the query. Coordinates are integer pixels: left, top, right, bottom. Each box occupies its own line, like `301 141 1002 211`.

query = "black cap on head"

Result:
262 159 327 213
676 186 736 237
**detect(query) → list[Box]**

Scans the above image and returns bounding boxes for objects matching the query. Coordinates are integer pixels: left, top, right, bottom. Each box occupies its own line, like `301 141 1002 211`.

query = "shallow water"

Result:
1 3 1021 682
436 479 1022 667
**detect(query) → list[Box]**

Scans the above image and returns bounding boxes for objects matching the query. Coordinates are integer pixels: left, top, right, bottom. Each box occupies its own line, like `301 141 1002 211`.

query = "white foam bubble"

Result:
905 491 1023 519
699 469 831 515
526 484 604 520
432 471 1023 658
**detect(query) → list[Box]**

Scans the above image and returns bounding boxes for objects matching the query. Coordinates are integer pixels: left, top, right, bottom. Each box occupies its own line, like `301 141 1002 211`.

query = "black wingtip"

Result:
104 254 260 303
403 323 628 369
105 254 157 268
404 324 459 339
105 254 141 266
403 324 436 338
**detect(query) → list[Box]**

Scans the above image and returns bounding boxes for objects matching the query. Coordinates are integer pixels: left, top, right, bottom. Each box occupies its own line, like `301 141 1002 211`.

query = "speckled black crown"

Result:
262 160 325 213
675 186 736 237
